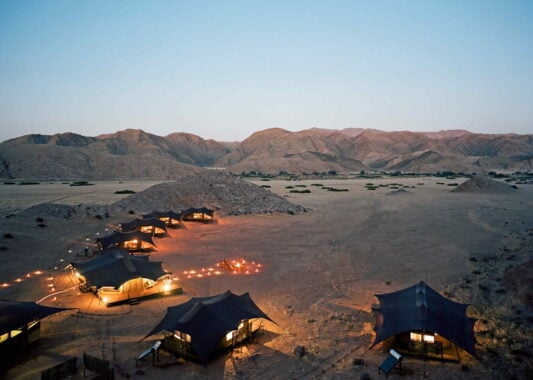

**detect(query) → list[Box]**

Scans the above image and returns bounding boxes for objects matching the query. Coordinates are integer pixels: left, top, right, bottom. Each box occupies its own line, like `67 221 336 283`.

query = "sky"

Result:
0 0 532 142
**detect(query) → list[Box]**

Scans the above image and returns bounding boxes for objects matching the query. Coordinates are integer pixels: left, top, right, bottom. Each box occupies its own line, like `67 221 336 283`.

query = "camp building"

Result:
181 207 215 223
119 218 168 236
142 211 182 228
96 230 155 252
372 281 478 361
0 300 69 371
71 247 181 305
146 290 273 362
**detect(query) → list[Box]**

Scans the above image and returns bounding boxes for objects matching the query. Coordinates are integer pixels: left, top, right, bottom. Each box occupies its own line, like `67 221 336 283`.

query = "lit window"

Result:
423 334 435 343
410 332 422 342
226 330 236 342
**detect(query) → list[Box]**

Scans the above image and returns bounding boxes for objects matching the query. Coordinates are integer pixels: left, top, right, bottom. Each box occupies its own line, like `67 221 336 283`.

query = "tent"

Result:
119 218 167 235
71 247 180 305
0 300 69 370
146 290 273 362
96 230 155 252
142 211 182 227
372 281 478 359
181 207 215 223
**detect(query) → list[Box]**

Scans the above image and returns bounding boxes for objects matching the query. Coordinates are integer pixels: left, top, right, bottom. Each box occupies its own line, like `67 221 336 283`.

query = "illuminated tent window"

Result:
410 332 422 342
174 331 191 343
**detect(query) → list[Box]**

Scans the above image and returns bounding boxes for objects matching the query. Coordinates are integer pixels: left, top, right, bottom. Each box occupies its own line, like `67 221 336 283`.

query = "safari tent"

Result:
181 207 215 223
372 281 478 360
142 211 183 228
96 230 155 252
146 290 273 362
71 247 181 305
0 300 69 371
119 218 167 236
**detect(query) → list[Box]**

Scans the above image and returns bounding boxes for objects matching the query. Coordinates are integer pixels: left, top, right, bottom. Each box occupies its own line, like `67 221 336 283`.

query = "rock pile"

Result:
113 171 307 216
451 176 516 193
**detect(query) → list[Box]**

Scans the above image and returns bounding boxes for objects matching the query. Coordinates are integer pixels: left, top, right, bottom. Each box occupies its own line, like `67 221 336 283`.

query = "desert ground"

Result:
0 177 531 379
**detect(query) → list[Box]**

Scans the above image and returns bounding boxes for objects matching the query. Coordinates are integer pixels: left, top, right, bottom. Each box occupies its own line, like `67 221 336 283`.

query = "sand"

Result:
0 177 532 379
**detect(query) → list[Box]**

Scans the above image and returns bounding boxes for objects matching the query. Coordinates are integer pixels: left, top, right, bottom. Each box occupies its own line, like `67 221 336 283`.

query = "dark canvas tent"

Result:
142 211 182 226
146 290 273 362
0 300 69 370
71 248 166 288
71 247 180 305
119 218 167 234
372 281 478 358
96 230 155 251
181 207 215 223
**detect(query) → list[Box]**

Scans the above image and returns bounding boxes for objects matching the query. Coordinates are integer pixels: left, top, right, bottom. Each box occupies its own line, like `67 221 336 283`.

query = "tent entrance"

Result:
390 332 460 362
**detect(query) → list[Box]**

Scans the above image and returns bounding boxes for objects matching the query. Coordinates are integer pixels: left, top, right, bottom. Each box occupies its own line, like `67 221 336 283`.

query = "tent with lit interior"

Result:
71 247 180 305
372 281 478 360
0 300 69 371
142 211 183 228
96 230 155 252
119 218 168 236
145 290 274 362
181 207 215 223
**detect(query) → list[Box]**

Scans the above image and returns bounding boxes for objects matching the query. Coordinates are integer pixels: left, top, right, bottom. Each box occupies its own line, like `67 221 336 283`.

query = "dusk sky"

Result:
1 0 532 142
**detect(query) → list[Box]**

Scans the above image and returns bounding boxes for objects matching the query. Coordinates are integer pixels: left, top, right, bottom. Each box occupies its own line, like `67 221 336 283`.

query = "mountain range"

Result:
0 128 531 179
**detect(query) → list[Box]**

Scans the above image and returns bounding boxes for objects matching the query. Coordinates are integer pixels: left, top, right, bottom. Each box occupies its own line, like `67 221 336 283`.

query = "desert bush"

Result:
295 184 307 187
19 182 40 185
447 183 459 186
36 217 44 223
3 182 15 185
3 233 13 239
289 189 311 194
115 190 136 194
260 178 271 181
285 186 295 189
94 214 103 220
260 185 271 188
311 183 323 187
128 210 135 214
37 223 47 228
0 246 7 251
70 181 94 186
327 188 349 192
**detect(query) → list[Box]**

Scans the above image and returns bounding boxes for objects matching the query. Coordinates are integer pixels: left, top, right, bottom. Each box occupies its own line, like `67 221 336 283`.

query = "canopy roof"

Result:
142 210 182 221
182 207 214 217
146 290 273 362
96 230 155 249
119 218 167 233
372 281 478 357
0 300 69 335
71 247 166 288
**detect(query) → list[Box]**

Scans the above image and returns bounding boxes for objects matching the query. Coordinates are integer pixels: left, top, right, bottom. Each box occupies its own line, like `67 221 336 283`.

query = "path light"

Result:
34 270 43 275
68 250 73 253
1 283 9 287
14 278 23 283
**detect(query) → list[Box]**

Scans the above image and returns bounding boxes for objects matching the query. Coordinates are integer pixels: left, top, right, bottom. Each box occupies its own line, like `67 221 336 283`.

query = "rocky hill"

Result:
0 128 531 179
216 129 533 174
0 129 230 180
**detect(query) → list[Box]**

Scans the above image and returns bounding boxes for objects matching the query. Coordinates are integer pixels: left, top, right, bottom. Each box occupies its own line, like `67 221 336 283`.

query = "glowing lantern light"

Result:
14 278 22 283
34 270 43 275
1 283 9 287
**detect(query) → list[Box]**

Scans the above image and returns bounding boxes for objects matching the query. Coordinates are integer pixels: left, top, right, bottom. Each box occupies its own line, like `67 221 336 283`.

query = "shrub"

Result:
3 182 15 185
94 214 103 220
3 233 13 239
37 223 47 228
285 186 294 189
294 184 307 187
260 185 271 188
311 183 323 187
115 190 136 194
19 182 39 185
289 189 311 194
70 181 94 186
0 246 7 251
128 210 135 214
36 217 44 223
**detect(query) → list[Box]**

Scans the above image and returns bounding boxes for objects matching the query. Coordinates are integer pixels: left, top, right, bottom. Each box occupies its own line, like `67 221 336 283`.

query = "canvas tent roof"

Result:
146 290 273 362
372 281 478 357
0 300 69 335
96 230 155 249
142 211 182 221
71 247 166 288
181 207 214 217
119 218 167 233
